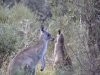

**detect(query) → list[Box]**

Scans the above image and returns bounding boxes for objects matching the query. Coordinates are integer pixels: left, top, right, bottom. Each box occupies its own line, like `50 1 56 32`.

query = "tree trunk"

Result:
82 0 100 75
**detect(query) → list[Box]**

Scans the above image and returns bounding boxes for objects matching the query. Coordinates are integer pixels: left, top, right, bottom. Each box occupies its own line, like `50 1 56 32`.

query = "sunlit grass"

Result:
36 63 54 75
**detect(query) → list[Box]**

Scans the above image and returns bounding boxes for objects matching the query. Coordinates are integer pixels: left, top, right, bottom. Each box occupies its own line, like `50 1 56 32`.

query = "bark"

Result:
82 0 100 75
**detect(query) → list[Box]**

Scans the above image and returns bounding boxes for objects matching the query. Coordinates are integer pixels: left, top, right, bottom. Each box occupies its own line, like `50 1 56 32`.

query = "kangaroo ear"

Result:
58 29 61 35
40 25 44 32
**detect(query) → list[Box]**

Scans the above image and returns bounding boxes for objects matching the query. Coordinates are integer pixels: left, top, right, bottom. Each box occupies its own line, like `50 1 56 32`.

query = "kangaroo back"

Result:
54 30 72 67
8 25 54 75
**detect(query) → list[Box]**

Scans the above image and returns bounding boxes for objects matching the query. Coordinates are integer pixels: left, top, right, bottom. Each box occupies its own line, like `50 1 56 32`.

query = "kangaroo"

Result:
53 30 72 68
8 25 54 75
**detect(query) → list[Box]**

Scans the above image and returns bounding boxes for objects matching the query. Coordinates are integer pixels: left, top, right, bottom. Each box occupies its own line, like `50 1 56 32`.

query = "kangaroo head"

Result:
56 30 64 43
40 25 54 41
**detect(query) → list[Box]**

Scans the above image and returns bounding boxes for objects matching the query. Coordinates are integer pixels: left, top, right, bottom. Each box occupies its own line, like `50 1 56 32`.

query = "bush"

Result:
0 23 18 70
0 6 8 23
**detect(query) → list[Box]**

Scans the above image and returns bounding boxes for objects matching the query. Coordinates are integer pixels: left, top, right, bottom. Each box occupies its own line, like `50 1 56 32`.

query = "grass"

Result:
36 63 74 75
36 63 54 75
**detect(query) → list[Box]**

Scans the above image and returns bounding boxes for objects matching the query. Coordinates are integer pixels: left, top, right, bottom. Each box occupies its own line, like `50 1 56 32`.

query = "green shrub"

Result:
0 23 18 71
7 3 34 24
0 23 18 52
0 6 8 23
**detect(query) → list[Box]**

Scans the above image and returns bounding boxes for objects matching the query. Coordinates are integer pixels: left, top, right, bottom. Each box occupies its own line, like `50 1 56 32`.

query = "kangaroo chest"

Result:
43 42 47 55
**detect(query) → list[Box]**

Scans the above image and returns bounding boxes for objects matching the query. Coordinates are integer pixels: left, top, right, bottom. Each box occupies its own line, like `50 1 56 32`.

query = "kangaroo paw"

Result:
40 68 44 71
40 67 44 71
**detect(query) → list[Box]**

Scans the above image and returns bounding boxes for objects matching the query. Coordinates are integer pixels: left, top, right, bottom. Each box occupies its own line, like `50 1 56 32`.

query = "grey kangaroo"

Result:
8 25 54 75
53 30 72 67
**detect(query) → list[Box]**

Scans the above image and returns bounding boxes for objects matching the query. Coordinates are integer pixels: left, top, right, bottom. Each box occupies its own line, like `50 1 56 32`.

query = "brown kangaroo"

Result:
8 25 54 75
53 30 72 68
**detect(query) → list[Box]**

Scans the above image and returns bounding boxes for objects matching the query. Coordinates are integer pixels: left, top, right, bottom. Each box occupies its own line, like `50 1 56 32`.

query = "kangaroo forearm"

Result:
41 56 45 71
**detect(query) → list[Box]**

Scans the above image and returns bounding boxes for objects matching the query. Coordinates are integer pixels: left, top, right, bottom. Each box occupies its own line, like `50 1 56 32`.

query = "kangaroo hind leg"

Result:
24 65 33 75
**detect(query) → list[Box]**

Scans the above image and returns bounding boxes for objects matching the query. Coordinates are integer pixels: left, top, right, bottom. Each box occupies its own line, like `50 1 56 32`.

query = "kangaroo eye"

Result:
47 34 50 36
